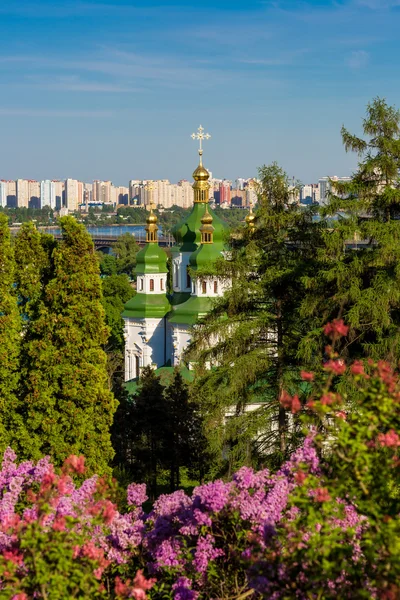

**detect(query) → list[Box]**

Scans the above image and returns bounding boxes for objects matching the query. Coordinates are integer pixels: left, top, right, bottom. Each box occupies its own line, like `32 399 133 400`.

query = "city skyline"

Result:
2 0 400 182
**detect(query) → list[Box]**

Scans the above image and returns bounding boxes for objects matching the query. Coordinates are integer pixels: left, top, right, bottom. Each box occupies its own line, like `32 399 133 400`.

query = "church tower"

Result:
168 131 229 366
122 205 170 381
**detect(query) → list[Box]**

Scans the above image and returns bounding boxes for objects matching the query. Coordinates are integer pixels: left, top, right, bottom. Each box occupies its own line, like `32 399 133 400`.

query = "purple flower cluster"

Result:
0 434 370 599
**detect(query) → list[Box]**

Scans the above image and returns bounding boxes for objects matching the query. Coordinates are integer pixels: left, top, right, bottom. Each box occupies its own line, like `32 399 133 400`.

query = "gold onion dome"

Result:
200 205 214 244
146 204 158 242
193 160 210 182
246 205 256 231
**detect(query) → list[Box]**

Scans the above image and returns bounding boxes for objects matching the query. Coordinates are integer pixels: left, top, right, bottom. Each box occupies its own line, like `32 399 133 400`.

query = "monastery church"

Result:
122 127 255 383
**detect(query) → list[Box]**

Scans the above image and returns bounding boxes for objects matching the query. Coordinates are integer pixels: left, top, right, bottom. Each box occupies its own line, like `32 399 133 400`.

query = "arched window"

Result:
174 264 179 287
186 266 191 289
202 281 207 295
150 279 154 291
135 356 140 378
160 279 164 291
214 280 218 293
139 278 143 291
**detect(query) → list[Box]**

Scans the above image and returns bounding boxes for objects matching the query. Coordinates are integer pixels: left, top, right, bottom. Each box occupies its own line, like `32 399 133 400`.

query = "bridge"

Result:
51 233 174 249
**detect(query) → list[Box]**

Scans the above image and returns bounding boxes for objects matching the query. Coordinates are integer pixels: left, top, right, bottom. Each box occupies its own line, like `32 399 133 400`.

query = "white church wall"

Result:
172 252 192 293
169 322 192 367
124 316 167 381
136 273 167 294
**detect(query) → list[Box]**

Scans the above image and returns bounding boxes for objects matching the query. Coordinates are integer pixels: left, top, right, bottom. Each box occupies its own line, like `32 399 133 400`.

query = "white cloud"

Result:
347 50 369 69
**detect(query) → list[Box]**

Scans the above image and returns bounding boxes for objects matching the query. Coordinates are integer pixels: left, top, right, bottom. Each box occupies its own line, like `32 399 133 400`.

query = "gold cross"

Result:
191 125 211 154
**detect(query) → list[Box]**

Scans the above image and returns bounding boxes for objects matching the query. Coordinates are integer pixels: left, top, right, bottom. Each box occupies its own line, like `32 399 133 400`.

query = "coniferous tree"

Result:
0 215 21 452
21 217 117 474
130 366 168 499
188 163 324 473
14 222 54 321
301 97 400 364
163 370 204 490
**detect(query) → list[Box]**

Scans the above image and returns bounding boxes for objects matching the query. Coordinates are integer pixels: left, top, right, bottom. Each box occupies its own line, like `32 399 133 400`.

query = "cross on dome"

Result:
191 125 211 163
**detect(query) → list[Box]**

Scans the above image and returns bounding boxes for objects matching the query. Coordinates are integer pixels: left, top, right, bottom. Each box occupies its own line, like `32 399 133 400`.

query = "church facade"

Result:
122 133 231 382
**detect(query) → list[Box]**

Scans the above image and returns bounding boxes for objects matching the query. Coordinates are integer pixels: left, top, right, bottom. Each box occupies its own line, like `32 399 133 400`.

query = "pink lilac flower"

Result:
193 534 224 574
172 577 199 600
127 483 148 507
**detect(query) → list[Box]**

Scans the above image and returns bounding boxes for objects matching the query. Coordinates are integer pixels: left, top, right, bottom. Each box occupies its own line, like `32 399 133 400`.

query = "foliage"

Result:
188 163 323 474
113 234 140 277
302 97 400 365
1 324 399 598
19 217 117 475
0 214 21 453
14 222 55 321
0 449 155 599
102 274 135 352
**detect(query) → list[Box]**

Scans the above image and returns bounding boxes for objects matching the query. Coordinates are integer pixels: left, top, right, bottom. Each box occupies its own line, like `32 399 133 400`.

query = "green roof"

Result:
171 203 228 253
169 291 191 306
168 295 213 325
122 293 171 319
125 365 194 394
189 241 222 270
135 242 168 274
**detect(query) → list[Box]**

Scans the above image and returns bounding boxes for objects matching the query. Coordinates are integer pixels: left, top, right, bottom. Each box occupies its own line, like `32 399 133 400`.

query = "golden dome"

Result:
201 205 213 225
193 163 210 182
147 212 158 224
246 205 256 231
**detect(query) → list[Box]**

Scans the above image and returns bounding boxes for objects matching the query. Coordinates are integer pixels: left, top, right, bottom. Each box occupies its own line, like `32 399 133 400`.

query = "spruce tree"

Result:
130 366 168 498
0 215 21 452
301 97 400 364
188 163 323 472
163 370 202 490
21 217 117 474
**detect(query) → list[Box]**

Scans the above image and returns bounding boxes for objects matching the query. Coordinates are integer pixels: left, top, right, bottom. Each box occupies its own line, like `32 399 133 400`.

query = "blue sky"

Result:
0 0 400 184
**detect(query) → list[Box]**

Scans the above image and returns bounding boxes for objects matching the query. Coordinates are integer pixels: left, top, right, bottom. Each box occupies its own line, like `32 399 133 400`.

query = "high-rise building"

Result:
6 181 17 207
16 179 29 208
93 180 112 204
53 181 64 209
40 180 56 209
219 180 231 206
0 181 7 208
318 176 352 206
65 178 81 211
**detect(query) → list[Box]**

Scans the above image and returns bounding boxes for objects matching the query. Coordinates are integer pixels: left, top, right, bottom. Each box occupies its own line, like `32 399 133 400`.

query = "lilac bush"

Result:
0 323 399 598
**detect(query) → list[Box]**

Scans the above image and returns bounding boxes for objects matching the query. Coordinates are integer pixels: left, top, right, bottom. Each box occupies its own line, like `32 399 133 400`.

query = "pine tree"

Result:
163 370 204 490
21 217 117 474
0 215 21 452
130 366 169 499
301 97 400 364
188 163 324 472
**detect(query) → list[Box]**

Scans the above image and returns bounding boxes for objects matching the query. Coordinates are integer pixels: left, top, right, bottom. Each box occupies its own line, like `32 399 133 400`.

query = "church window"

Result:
202 281 207 294
186 266 191 289
135 355 140 378
174 264 179 287
160 279 164 291
139 278 143 291
150 279 154 291
214 281 218 293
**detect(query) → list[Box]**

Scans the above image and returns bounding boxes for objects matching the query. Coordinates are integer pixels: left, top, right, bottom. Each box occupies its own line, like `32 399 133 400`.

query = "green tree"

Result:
14 222 54 321
0 214 21 451
129 366 169 499
20 216 117 474
98 252 117 277
114 233 140 277
102 274 135 352
188 163 323 474
163 370 203 490
301 97 400 365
